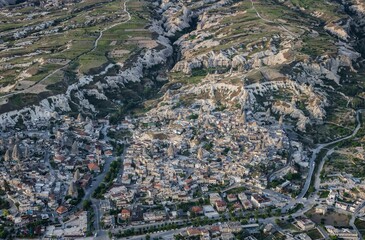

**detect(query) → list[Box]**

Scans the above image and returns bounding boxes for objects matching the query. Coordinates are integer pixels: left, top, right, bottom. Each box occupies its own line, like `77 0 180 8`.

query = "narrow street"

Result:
350 200 365 240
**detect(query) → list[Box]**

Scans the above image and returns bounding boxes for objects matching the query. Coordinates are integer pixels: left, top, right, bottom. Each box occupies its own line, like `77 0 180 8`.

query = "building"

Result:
191 206 203 215
143 211 166 222
210 193 222 204
315 205 327 215
325 226 358 240
227 194 237 202
296 218 315 231
87 163 100 173
215 200 227 212
250 194 271 208
335 202 348 211
121 209 131 220
242 199 253 210
203 205 219 219
326 190 336 206
56 205 68 215
294 233 312 240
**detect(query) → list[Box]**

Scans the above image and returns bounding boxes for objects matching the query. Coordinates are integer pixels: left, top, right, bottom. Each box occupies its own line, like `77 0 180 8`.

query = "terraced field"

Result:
0 0 150 97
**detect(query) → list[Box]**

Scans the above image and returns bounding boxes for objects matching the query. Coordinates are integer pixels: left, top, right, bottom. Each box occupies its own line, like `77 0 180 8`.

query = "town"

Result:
0 88 363 240
0 0 365 238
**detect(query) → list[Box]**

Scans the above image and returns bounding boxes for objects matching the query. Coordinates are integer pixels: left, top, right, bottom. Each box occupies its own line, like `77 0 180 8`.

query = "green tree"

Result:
82 200 92 211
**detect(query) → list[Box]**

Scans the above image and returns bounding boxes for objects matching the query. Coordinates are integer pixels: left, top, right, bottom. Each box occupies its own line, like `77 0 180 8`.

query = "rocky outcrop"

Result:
290 46 360 85
157 0 193 37
172 47 292 75
0 94 70 127
0 0 15 7
324 23 349 41
339 0 365 56
0 0 176 128
272 101 309 131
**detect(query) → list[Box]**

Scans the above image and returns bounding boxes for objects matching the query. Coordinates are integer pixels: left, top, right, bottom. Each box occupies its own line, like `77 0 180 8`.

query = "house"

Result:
143 211 166 222
79 174 92 189
105 150 113 157
315 205 327 215
250 194 271 208
221 232 235 240
219 222 242 233
54 154 65 163
215 200 227 212
233 202 243 211
294 233 312 240
87 163 100 173
325 225 358 240
56 206 68 215
242 199 253 210
349 205 356 213
203 205 219 219
296 218 315 231
210 225 221 236
227 194 237 202
326 190 337 206
335 202 348 211
121 209 131 220
191 206 203 215
238 192 247 202
210 193 222 204
186 228 209 238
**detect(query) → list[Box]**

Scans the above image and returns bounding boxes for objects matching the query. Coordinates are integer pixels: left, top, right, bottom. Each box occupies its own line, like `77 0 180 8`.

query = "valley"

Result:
0 0 365 239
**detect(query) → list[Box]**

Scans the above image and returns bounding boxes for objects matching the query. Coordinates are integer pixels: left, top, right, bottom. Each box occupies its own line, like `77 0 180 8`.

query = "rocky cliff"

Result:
0 0 364 137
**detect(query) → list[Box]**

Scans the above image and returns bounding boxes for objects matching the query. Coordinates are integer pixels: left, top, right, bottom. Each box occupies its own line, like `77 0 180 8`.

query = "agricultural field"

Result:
322 152 365 179
307 208 351 227
0 0 151 100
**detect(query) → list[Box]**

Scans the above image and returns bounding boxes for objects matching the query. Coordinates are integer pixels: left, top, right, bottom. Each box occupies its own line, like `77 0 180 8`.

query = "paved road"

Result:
298 110 362 199
350 200 365 240
122 228 187 240
44 149 55 176
314 149 334 190
92 199 102 232
279 110 362 215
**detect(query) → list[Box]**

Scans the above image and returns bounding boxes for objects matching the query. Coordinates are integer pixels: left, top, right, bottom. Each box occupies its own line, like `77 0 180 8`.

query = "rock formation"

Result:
12 144 21 161
167 143 175 158
4 149 10 162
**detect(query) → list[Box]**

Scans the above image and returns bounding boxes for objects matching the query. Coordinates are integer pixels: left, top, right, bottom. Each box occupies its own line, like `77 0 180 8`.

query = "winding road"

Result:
350 200 365 240
250 0 297 38
298 110 362 199
279 109 362 219
92 0 131 52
